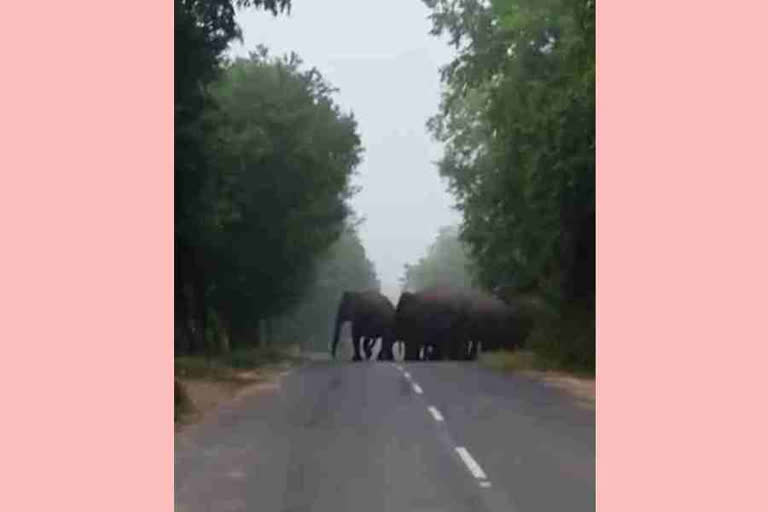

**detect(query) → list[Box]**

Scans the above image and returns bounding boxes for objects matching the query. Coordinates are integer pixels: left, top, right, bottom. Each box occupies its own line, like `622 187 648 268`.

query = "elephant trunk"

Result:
331 307 343 359
333 292 354 359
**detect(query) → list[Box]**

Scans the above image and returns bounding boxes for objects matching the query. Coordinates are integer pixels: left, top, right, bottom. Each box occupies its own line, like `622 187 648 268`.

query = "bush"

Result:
480 350 552 372
220 347 293 369
175 346 301 380
526 301 595 374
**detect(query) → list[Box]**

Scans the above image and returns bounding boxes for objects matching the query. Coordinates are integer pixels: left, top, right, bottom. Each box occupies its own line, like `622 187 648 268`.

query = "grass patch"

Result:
222 346 301 369
480 350 553 372
479 350 596 410
175 346 302 381
480 348 594 379
480 349 595 409
175 346 302 428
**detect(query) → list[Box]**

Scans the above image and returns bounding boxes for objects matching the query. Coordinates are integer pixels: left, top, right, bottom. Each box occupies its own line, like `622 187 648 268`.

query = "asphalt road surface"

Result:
175 360 595 511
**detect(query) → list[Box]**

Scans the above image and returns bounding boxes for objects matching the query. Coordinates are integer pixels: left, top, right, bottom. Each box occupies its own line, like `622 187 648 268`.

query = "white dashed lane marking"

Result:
427 406 444 422
455 447 488 480
395 365 495 492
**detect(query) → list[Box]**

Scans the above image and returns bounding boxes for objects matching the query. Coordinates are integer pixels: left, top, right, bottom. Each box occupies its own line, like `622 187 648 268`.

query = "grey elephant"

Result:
460 289 521 359
394 287 468 361
395 286 524 361
331 290 396 361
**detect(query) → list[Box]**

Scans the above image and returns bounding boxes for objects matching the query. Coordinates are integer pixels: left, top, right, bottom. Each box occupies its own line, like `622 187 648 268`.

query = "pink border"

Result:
597 1 768 510
0 1 173 509
3 1 768 509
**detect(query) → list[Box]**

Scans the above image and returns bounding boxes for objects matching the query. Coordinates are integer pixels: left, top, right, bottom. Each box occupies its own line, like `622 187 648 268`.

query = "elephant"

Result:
394 286 524 361
394 287 469 361
460 289 521 359
331 290 396 361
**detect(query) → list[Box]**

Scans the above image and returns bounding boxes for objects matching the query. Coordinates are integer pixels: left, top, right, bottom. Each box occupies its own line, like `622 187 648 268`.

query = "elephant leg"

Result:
444 334 463 361
394 341 404 360
469 340 480 360
461 340 472 360
378 337 394 361
363 337 375 359
352 335 363 361
404 340 420 361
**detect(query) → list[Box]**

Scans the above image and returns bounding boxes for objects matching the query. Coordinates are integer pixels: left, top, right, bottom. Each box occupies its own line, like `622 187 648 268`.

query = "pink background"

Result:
0 1 173 510
598 1 768 510
1 1 766 510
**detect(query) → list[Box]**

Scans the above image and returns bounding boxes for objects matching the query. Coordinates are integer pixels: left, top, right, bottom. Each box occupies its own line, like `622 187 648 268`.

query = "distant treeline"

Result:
401 226 475 292
270 228 380 352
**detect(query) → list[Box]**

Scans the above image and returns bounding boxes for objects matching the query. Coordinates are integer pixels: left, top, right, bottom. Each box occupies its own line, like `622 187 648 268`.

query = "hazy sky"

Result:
231 0 462 302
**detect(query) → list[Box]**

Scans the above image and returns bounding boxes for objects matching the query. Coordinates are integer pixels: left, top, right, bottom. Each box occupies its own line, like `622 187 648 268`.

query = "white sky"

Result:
230 0 462 303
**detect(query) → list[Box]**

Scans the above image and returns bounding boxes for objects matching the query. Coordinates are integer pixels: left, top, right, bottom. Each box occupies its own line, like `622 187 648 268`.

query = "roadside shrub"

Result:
526 301 595 374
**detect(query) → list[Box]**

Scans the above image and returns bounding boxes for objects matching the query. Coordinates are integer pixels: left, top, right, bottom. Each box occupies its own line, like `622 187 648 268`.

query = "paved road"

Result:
175 361 595 511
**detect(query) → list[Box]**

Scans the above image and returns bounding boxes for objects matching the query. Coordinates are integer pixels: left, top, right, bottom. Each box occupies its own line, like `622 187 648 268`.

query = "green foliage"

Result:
401 226 476 292
424 0 594 370
175 0 292 354
270 226 380 351
202 52 360 332
175 346 299 380
175 0 290 246
174 0 368 355
198 51 363 347
221 346 302 368
479 350 552 372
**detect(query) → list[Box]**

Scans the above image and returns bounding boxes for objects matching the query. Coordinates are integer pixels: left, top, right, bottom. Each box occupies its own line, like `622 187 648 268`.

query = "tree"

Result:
401 226 476 292
271 226 380 351
424 0 595 370
201 50 364 349
175 0 292 353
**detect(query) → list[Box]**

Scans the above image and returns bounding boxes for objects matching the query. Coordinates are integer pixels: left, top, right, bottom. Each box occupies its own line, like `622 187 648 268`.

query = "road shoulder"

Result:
175 353 301 431
479 351 595 409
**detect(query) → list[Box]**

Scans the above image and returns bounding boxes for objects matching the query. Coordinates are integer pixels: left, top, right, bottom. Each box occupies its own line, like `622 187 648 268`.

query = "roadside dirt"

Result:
175 363 295 431
521 370 595 409
478 350 595 409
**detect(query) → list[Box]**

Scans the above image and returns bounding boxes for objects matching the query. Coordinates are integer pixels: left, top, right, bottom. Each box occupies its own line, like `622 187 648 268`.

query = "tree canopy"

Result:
174 0 368 354
425 0 594 302
201 51 363 345
423 0 595 370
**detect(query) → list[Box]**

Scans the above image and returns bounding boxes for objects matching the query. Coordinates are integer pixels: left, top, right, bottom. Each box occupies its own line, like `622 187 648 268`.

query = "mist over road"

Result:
175 361 595 511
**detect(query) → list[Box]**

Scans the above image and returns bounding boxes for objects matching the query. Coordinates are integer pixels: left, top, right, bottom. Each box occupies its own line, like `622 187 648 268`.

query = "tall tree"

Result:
175 0 290 353
425 0 594 300
424 0 595 369
203 50 363 348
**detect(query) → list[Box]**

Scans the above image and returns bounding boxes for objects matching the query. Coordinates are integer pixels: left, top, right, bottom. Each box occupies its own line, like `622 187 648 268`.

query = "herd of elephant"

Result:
330 286 526 362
